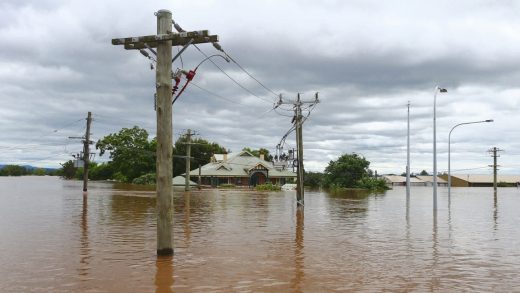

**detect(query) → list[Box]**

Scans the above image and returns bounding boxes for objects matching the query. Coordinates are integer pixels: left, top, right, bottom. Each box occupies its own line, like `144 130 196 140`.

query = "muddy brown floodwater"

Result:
1 176 520 292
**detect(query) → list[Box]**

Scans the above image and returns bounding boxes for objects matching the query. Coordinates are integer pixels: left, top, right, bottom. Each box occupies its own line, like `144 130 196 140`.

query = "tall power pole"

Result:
83 111 92 193
69 112 93 193
488 147 503 193
406 102 410 203
296 97 305 206
185 129 192 191
278 93 319 207
112 10 218 256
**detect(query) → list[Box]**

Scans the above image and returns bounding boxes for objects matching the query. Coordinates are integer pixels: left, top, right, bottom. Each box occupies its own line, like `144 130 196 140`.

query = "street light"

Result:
433 86 447 211
448 119 493 197
406 101 411 203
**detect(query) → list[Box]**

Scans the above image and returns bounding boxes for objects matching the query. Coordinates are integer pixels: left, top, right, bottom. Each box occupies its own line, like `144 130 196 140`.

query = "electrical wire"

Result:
224 53 279 97
192 44 274 104
189 82 248 106
171 18 276 105
273 108 294 118
188 83 281 119
0 118 85 151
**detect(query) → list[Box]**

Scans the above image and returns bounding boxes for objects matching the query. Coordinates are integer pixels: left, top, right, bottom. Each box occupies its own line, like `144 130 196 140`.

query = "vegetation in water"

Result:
321 153 389 191
58 126 227 184
132 173 156 185
255 183 281 191
0 165 58 177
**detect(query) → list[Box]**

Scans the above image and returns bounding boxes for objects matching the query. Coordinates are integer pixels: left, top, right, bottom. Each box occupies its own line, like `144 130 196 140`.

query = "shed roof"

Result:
451 174 520 183
383 175 424 183
415 175 447 183
173 176 198 186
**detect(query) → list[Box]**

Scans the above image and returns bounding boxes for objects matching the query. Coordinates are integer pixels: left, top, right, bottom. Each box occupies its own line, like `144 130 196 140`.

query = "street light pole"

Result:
433 86 447 211
406 101 411 203
448 119 493 198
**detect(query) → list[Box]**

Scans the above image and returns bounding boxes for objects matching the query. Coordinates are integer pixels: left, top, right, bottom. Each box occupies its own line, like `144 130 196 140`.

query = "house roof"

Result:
451 174 520 183
383 175 424 183
213 154 226 162
415 175 447 183
173 176 198 186
189 150 296 178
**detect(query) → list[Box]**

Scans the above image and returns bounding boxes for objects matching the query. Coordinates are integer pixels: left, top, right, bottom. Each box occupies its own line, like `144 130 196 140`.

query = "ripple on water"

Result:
1 178 520 291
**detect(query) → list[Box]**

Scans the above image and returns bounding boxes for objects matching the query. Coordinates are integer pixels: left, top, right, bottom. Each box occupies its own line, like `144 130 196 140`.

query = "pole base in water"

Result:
157 248 174 256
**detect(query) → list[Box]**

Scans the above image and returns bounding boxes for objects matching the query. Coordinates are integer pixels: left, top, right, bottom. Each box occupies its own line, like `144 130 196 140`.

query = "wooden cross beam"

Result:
111 30 219 49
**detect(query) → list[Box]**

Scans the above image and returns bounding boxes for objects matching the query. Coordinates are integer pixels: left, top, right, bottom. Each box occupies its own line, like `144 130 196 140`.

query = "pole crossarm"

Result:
111 30 218 49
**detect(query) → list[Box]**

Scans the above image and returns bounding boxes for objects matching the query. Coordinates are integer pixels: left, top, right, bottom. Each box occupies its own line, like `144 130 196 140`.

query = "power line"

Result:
224 52 279 97
0 118 85 151
171 19 275 105
189 82 248 106
192 45 274 104
189 82 281 119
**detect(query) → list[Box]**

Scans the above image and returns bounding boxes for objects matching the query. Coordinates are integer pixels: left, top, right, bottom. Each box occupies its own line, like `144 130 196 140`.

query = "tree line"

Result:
3 126 388 191
0 165 59 176
60 126 271 185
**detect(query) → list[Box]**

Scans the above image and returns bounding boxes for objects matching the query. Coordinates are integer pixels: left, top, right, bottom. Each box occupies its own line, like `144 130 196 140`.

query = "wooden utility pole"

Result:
185 129 192 191
111 9 218 256
295 95 305 205
488 147 503 193
198 165 202 189
69 112 93 193
155 10 174 256
277 93 319 207
83 111 92 192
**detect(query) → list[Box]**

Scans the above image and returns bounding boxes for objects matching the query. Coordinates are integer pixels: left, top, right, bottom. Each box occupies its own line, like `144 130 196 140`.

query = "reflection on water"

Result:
1 177 520 292
291 207 304 293
79 195 90 279
155 256 174 293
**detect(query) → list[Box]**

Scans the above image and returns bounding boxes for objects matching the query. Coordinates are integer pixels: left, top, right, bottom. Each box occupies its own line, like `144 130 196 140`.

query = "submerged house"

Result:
383 175 427 186
189 150 296 187
383 175 448 187
445 174 520 187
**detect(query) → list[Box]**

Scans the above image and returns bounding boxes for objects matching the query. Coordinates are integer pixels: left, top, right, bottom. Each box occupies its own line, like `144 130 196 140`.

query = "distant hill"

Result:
0 164 58 172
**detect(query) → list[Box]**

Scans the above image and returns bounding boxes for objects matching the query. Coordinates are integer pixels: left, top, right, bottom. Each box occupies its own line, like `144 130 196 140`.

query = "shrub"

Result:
355 177 389 191
132 173 156 185
255 183 281 191
219 183 235 188
113 171 128 183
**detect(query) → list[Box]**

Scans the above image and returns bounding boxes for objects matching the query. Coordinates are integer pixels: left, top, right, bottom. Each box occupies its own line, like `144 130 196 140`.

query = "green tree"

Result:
60 160 77 179
89 162 115 180
172 136 226 177
356 176 389 190
304 171 323 188
323 153 371 188
0 165 28 176
96 126 156 182
32 168 46 176
420 170 429 176
242 147 273 161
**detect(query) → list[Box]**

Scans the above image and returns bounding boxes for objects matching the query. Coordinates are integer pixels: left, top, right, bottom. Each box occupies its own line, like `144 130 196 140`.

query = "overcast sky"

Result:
1 0 519 175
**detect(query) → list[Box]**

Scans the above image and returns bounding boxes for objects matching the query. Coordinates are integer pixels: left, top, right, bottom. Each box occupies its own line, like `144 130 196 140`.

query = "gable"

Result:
239 151 254 157
248 163 269 172
217 164 231 171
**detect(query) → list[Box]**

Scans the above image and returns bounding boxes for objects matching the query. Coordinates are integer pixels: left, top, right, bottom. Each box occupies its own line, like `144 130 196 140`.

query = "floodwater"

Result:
1 177 519 292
